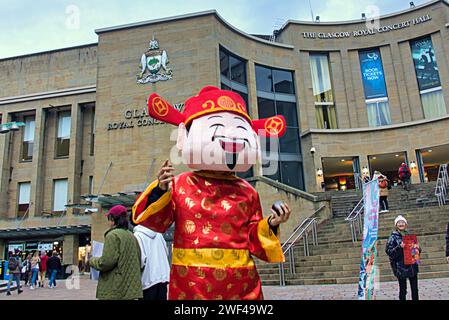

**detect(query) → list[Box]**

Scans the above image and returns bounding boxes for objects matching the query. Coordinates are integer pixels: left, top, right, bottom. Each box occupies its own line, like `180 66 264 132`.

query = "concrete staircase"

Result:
257 190 449 286
323 182 439 217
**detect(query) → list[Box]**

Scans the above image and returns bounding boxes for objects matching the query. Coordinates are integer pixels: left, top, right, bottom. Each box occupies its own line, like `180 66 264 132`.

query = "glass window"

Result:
273 69 295 94
255 65 273 92
276 101 298 127
256 65 304 190
221 83 231 91
359 48 392 127
22 116 35 161
280 161 304 190
89 176 94 194
56 111 71 157
410 37 441 91
262 161 281 182
359 49 388 100
229 55 246 85
53 179 68 212
421 89 446 119
366 101 392 127
220 50 229 78
257 98 276 119
309 54 334 103
219 47 247 86
315 105 338 129
410 37 447 119
18 182 31 217
279 128 301 154
90 107 96 156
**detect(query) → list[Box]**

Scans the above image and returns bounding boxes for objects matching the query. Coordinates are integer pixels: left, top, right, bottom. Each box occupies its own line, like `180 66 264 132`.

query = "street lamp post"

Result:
0 122 25 134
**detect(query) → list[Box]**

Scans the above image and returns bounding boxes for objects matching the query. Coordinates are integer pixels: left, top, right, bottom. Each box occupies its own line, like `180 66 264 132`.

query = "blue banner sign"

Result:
358 179 380 300
359 49 388 100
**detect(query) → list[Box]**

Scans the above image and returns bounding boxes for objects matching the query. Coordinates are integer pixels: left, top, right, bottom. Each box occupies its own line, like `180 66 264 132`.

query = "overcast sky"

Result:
0 0 431 59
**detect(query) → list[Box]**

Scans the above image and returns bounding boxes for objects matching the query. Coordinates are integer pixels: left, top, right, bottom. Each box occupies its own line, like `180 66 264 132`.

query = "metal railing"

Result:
435 164 448 206
345 197 364 243
278 205 325 286
15 207 30 228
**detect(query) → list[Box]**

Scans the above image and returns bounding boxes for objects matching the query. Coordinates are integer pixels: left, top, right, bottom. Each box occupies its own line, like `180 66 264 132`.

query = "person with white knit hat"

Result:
386 215 421 300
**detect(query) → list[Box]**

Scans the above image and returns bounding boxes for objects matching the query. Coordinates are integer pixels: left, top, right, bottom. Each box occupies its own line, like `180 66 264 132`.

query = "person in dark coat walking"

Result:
386 215 421 300
6 251 23 296
47 251 62 288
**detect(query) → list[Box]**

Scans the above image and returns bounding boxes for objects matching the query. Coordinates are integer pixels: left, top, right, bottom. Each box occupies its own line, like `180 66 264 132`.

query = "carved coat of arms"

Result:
137 38 173 84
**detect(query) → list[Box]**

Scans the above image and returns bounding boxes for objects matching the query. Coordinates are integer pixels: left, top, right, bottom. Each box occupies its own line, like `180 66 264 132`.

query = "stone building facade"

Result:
0 1 448 264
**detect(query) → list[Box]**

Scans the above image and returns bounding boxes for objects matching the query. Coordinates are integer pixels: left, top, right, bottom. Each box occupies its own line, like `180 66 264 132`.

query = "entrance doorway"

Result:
322 157 360 191
416 144 449 182
368 151 407 185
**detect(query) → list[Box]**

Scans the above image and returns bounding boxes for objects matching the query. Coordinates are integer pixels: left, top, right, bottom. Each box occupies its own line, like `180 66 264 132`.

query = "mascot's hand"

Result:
157 159 175 191
268 202 291 227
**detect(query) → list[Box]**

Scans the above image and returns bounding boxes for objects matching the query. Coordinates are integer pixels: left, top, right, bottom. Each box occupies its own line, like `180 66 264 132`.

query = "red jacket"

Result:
40 255 49 272
398 165 411 179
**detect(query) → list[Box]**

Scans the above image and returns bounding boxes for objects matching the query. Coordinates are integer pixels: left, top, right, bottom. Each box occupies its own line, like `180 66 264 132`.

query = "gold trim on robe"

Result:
256 217 285 263
172 248 255 268
132 179 172 224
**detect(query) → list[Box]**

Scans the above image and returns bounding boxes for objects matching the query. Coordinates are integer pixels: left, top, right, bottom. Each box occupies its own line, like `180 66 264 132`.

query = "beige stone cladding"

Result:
302 116 449 191
93 13 299 196
277 0 449 129
0 44 97 221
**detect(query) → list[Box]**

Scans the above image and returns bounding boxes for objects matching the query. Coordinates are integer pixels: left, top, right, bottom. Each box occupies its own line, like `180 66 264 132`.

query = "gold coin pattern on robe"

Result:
213 268 227 281
178 292 186 300
221 222 232 235
184 220 196 234
176 265 188 278
211 248 224 260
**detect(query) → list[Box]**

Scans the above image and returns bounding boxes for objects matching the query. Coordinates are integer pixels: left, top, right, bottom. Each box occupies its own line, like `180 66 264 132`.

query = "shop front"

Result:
0 225 91 280
416 143 449 182
321 156 361 191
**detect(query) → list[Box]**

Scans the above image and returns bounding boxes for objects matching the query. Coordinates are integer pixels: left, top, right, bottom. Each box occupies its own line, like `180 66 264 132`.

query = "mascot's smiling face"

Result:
177 111 260 172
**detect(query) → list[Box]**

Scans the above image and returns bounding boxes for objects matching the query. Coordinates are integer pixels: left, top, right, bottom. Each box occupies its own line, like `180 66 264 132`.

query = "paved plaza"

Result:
1 275 449 300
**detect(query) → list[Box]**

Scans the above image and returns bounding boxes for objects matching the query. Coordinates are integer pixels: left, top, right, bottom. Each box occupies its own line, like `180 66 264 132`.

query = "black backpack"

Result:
8 257 18 271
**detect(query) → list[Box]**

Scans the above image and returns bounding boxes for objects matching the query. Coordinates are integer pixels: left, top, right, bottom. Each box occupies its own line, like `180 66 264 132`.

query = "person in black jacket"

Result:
47 251 62 289
446 222 449 264
386 215 421 300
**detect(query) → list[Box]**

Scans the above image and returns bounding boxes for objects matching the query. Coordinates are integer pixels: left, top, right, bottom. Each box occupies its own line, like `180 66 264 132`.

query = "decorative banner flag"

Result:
357 179 380 300
410 37 441 91
359 49 388 100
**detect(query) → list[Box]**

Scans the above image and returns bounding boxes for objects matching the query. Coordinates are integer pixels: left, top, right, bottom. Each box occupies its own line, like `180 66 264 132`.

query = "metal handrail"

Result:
345 197 364 243
15 207 30 228
278 205 325 286
435 164 448 206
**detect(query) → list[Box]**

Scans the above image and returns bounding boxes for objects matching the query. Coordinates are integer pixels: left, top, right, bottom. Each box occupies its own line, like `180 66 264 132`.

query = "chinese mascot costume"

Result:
132 86 291 300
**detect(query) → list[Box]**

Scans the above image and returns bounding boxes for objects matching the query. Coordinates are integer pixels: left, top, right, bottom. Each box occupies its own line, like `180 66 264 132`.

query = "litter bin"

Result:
3 260 10 281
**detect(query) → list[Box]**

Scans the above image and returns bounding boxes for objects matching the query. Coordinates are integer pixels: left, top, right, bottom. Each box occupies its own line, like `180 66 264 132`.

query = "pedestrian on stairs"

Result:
386 215 421 300
398 163 412 191
373 171 389 213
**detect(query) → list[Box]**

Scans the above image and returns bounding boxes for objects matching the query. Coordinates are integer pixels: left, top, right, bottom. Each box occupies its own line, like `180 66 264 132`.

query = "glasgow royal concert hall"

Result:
0 0 448 272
